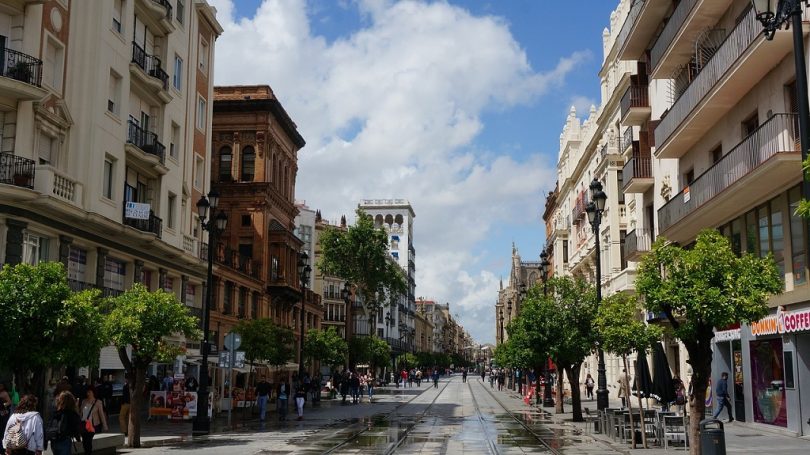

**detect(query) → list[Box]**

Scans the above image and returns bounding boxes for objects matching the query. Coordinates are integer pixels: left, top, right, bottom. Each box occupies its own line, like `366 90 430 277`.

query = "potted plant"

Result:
7 61 32 83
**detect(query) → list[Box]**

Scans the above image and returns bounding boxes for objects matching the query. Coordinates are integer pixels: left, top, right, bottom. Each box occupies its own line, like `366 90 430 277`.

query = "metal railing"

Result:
323 314 346 323
0 47 42 87
656 8 759 149
571 191 588 224
649 0 699 70
0 153 35 188
625 228 653 259
199 242 208 261
122 205 163 237
215 245 261 279
131 41 168 90
622 148 652 190
658 113 800 232
151 0 173 20
620 83 649 118
127 119 166 163
68 279 97 292
599 142 609 160
615 0 646 54
620 127 634 153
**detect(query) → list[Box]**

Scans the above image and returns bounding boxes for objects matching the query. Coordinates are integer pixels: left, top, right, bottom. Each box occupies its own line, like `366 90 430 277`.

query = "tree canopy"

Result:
303 327 348 368
349 336 391 370
595 292 662 357
234 318 291 367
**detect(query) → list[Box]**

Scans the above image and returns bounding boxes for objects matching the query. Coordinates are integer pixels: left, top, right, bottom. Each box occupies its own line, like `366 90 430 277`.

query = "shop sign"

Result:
124 202 150 220
714 328 741 341
750 307 810 336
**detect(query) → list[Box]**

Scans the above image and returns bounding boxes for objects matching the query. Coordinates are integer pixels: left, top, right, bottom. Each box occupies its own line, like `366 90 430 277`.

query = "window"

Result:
170 123 180 159
711 145 722 164
43 37 65 92
103 159 114 199
199 38 209 72
176 0 185 24
68 247 87 282
758 204 770 259
251 293 259 319
193 154 204 189
23 232 49 265
103 257 126 291
238 240 252 259
746 210 758 255
238 288 246 318
223 281 233 314
164 276 174 292
616 170 625 204
112 0 123 33
196 96 206 130
789 187 807 286
742 112 760 138
173 55 182 90
241 214 251 227
218 146 232 181
770 196 785 280
185 283 196 306
38 133 55 165
167 192 177 229
683 168 694 187
108 71 121 114
240 146 255 181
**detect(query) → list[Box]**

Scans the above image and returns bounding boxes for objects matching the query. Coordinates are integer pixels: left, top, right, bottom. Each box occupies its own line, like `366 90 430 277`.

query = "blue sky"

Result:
213 0 620 344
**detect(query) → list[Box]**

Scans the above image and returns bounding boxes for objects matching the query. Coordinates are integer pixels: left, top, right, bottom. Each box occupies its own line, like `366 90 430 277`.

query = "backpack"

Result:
5 417 29 450
45 414 61 441
675 388 686 405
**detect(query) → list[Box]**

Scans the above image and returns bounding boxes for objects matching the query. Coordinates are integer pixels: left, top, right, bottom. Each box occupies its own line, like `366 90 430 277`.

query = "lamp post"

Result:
192 190 227 436
751 0 810 230
539 247 554 407
297 252 312 382
585 178 609 411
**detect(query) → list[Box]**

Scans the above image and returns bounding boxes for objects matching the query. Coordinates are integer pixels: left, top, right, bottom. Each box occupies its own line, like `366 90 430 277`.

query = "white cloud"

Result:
210 0 583 343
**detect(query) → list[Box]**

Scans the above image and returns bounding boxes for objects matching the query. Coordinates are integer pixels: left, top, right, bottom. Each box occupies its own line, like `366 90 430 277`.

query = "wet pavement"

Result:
123 375 600 454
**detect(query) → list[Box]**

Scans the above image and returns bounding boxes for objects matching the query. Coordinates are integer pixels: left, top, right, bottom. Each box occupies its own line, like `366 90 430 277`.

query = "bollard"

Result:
699 418 726 455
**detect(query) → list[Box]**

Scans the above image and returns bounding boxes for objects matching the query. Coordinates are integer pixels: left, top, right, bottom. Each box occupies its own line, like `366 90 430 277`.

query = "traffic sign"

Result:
224 332 241 351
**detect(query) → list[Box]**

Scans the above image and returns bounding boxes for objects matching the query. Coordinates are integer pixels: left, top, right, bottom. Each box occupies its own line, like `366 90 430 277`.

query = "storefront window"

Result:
770 197 785 281
788 187 807 286
750 338 787 427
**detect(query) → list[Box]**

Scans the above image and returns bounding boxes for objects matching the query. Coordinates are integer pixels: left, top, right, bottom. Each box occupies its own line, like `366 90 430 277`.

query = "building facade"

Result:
313 212 348 339
495 244 543 345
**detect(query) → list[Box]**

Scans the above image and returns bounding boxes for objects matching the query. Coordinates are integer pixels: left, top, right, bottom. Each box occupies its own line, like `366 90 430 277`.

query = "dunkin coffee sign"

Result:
750 307 810 336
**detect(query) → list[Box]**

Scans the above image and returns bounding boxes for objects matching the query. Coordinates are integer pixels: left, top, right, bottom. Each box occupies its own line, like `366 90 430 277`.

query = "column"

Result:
58 235 73 269
4 219 27 265
133 260 144 287
181 275 189 305
95 248 108 288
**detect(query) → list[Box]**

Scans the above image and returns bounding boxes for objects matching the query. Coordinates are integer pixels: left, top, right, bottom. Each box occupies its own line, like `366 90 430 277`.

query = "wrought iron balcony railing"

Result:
0 47 42 87
131 41 169 90
127 119 166 163
0 152 35 188
122 204 163 237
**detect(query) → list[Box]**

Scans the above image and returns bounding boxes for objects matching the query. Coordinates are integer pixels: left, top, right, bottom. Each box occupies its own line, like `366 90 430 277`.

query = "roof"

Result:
213 85 305 148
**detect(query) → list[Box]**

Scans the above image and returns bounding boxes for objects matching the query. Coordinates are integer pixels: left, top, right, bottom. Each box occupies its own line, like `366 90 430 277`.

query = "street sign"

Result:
218 351 230 368
223 332 241 351
234 351 246 368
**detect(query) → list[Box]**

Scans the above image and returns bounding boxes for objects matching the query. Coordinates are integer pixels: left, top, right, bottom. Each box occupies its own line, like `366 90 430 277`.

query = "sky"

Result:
209 0 619 345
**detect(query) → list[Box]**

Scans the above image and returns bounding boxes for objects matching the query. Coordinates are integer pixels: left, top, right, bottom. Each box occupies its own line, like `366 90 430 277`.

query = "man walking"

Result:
256 376 271 421
713 372 734 422
617 368 630 408
462 368 467 383
432 369 439 388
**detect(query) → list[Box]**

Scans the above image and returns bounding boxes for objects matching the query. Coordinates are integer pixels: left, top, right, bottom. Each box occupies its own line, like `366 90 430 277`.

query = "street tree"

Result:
319 209 406 363
304 327 348 370
595 292 662 448
399 353 418 370
636 229 781 455
0 262 105 400
266 324 295 371
103 284 200 448
349 336 391 373
234 318 281 385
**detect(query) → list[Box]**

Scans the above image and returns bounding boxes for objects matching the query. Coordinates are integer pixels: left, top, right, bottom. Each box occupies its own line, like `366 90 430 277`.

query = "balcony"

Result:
68 279 97 293
625 228 653 261
649 0 734 78
216 245 262 280
130 42 170 102
126 120 167 171
571 191 588 225
620 83 650 126
616 0 672 61
122 205 163 238
0 153 35 189
622 147 653 194
620 127 634 155
135 0 174 35
654 8 797 159
658 113 800 242
33 165 82 206
0 44 46 101
323 314 347 323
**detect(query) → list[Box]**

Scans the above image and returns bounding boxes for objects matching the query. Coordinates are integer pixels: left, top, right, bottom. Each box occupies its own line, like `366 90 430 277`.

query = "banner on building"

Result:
124 202 151 220
750 307 810 337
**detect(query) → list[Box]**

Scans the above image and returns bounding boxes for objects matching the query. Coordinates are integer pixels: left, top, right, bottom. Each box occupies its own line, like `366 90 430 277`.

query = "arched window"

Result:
241 146 255 182
218 146 232 182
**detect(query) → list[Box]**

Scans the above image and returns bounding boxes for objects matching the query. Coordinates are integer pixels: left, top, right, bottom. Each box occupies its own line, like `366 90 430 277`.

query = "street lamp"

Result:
192 190 227 436
538 246 554 407
297 251 312 382
751 0 810 229
585 178 609 411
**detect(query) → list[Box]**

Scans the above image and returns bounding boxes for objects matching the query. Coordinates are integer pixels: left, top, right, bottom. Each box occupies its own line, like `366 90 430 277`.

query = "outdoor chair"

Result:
583 407 600 434
663 414 688 450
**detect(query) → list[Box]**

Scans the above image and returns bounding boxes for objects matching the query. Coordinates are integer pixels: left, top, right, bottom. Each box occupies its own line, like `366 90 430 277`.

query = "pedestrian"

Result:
161 373 173 392
350 373 360 404
47 391 81 455
277 381 289 421
481 369 486 382
673 376 686 413
184 375 199 392
497 370 505 391
432 369 439 388
367 373 375 400
2 394 44 455
0 383 12 452
617 368 630 408
294 387 306 420
400 369 408 388
585 374 595 400
462 368 467 383
489 371 495 389
71 376 88 402
713 372 734 422
340 373 349 404
415 369 422 387
118 379 130 437
256 376 271 421
79 386 108 455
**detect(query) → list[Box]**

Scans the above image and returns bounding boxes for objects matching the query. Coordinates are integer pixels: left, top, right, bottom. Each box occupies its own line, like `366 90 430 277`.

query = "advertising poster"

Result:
187 392 213 418
149 391 171 417
171 374 187 420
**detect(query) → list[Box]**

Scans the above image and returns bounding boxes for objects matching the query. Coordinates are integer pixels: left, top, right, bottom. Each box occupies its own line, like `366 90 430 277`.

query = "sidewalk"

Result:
110 385 430 447
494 386 810 454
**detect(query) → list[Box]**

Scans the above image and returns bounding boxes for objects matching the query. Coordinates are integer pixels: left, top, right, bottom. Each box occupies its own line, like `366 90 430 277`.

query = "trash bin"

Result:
700 418 726 455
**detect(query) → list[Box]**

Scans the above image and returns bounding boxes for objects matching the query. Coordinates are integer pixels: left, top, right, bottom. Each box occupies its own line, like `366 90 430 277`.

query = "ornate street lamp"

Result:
538 246 554 407
751 0 810 236
297 251 312 381
585 178 609 411
192 190 227 436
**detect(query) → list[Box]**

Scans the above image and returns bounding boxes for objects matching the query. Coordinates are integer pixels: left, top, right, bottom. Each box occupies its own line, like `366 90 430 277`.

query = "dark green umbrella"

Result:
633 347 654 398
651 342 675 404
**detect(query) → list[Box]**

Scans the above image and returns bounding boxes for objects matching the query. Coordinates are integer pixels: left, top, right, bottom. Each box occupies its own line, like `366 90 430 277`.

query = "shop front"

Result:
730 304 810 436
712 326 746 422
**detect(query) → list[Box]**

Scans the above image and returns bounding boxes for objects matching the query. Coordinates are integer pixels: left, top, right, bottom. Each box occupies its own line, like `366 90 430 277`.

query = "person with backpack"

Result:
2 394 44 455
0 383 11 452
47 392 81 455
79 386 108 455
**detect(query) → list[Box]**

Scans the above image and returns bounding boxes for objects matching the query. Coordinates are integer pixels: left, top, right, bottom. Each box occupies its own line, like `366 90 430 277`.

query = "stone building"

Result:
495 244 543 345
210 85 320 384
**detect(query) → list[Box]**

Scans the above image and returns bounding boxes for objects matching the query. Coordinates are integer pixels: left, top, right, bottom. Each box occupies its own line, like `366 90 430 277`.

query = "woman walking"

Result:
79 386 108 454
48 392 81 455
585 374 595 400
294 387 306 421
2 394 44 455
277 381 289 421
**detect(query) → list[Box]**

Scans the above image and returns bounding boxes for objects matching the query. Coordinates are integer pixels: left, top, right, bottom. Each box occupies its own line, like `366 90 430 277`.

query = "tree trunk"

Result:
623 355 637 449
127 366 148 448
686 339 713 455
565 362 584 422
555 367 564 414
633 354 648 449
